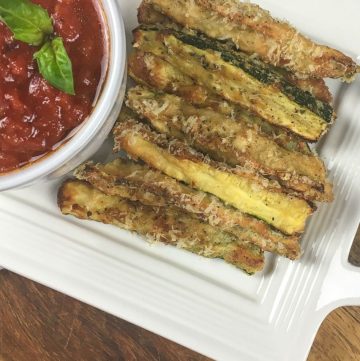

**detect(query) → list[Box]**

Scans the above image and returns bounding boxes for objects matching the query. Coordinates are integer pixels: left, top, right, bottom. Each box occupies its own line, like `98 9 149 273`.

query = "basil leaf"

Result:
0 0 53 46
34 37 75 95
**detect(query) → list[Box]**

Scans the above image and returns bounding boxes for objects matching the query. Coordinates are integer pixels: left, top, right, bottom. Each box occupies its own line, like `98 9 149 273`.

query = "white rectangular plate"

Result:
1 1 360 360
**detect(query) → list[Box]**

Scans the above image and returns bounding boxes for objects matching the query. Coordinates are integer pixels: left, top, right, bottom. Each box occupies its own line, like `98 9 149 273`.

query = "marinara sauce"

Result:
0 0 107 173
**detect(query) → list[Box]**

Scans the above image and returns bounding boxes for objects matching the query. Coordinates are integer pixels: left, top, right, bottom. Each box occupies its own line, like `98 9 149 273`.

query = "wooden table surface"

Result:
1 227 359 361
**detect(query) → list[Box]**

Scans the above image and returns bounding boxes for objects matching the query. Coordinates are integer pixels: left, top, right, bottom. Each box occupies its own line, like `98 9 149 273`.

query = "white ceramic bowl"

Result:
0 0 127 191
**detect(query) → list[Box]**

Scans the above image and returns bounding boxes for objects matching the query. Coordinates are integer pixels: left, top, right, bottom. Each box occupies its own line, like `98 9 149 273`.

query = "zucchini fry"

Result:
133 27 333 141
128 50 312 155
126 86 333 202
142 0 358 80
58 180 264 274
76 159 301 259
137 3 333 104
113 115 314 235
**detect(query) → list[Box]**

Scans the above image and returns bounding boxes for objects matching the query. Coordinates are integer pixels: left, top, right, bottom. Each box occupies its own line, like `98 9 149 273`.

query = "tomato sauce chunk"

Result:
0 0 106 173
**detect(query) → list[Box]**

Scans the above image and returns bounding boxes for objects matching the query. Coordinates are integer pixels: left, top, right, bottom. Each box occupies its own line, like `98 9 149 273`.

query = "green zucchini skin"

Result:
134 26 332 140
165 28 334 123
139 25 333 124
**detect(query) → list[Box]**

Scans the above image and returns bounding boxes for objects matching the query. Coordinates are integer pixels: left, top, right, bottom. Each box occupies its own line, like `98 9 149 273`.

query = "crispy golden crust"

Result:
113 115 314 235
75 159 301 259
58 180 264 274
143 0 358 80
126 85 333 202
128 50 312 156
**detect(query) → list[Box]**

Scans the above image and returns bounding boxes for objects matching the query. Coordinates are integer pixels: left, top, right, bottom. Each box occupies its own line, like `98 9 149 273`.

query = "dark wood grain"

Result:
0 271 209 361
0 226 359 361
307 226 360 361
308 307 360 361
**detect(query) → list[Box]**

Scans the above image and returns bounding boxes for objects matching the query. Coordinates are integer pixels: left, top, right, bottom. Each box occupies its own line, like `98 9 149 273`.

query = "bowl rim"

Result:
0 0 126 191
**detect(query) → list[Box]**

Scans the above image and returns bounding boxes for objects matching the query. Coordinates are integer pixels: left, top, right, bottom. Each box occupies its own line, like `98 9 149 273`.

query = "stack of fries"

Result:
58 0 359 274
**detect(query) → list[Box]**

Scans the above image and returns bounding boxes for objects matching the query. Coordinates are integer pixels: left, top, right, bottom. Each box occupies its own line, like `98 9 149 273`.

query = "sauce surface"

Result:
0 0 106 173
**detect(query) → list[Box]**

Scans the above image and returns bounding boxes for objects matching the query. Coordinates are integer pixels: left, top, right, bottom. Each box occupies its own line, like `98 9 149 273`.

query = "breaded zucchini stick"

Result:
58 180 264 274
126 86 333 202
113 115 314 235
133 27 334 141
75 159 301 259
137 4 333 104
128 50 312 155
142 0 359 80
